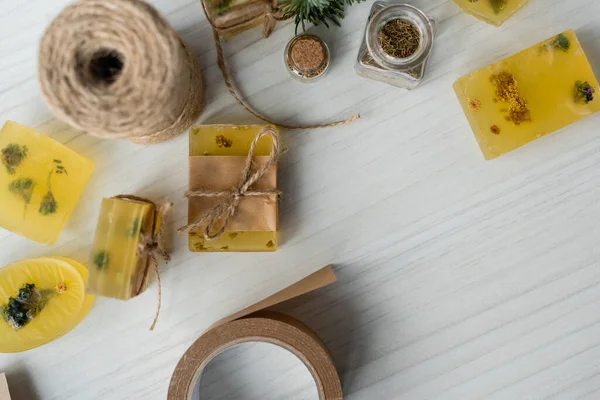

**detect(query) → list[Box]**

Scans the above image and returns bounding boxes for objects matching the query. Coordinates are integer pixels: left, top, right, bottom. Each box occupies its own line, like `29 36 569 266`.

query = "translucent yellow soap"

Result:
453 0 528 26
454 30 600 159
189 125 278 252
0 121 94 245
0 257 93 353
88 197 156 300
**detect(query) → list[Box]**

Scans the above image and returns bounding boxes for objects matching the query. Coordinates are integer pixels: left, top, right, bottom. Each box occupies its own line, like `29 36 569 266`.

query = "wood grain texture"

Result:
1 0 600 399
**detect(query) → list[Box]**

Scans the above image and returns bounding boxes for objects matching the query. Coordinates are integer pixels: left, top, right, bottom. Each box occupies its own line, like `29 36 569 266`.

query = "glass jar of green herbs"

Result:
355 2 436 89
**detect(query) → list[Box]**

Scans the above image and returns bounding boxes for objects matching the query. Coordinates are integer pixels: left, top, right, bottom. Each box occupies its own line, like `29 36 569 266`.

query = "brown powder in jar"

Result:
291 37 325 72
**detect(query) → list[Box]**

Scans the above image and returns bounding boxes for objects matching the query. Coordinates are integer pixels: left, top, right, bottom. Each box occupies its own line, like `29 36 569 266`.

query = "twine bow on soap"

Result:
114 195 172 331
178 127 280 240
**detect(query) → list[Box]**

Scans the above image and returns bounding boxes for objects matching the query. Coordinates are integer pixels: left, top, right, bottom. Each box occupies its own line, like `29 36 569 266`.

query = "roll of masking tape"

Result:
167 266 343 400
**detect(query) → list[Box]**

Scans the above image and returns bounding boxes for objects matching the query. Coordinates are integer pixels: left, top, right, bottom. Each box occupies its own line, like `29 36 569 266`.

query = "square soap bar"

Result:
454 30 600 159
188 125 278 252
88 197 156 300
453 0 528 26
0 121 94 245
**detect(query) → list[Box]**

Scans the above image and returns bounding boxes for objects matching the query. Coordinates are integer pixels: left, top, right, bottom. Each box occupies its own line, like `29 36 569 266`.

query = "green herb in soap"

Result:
1 144 28 174
92 251 110 269
553 33 570 52
0 283 54 330
9 178 35 216
127 217 142 236
39 191 57 215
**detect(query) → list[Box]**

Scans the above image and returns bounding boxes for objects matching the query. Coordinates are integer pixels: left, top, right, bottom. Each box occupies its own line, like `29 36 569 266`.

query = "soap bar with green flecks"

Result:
453 30 600 159
0 121 94 245
88 197 156 300
453 0 528 26
188 125 278 252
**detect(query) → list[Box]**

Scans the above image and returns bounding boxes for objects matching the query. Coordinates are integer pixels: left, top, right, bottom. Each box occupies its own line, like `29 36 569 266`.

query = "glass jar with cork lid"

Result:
285 34 330 83
355 2 436 89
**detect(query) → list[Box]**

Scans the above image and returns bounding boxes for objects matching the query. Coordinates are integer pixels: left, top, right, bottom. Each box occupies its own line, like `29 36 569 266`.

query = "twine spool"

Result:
38 0 204 144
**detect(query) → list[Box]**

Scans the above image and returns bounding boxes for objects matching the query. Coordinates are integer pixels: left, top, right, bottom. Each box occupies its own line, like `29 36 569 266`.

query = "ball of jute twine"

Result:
38 0 204 144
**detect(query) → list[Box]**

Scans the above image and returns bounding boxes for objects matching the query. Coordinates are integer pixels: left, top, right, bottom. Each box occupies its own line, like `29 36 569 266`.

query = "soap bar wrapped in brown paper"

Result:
184 125 279 252
189 156 278 232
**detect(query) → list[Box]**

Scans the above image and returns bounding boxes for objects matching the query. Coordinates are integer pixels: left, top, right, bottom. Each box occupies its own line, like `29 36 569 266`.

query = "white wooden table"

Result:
1 0 600 399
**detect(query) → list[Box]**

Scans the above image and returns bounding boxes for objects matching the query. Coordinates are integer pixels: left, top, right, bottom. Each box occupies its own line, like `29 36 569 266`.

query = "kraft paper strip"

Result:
189 155 278 232
0 374 10 400
168 265 343 400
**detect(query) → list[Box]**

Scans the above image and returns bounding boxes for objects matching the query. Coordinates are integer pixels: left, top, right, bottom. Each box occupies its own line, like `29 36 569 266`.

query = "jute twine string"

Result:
114 195 172 331
200 0 360 130
38 0 204 144
178 127 280 239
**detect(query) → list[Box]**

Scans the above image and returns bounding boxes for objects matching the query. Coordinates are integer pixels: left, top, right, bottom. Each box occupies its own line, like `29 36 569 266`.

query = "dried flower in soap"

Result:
9 178 35 206
39 192 57 215
0 283 54 330
92 251 110 269
215 135 232 148
55 281 67 293
575 80 595 104
1 144 28 174
490 72 531 125
38 161 66 216
378 19 420 59
468 98 482 111
490 125 501 135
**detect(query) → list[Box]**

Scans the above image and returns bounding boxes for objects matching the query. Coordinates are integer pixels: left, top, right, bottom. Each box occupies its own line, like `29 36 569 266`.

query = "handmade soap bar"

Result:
0 121 94 245
0 257 93 353
88 197 156 300
454 30 600 159
453 0 528 26
188 125 278 252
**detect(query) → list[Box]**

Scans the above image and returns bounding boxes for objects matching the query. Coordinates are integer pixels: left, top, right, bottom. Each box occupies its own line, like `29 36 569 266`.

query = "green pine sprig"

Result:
280 0 365 33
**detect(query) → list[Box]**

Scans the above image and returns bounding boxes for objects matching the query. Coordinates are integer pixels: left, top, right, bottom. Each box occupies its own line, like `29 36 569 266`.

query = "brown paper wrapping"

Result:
0 374 10 400
188 155 278 233
168 266 343 400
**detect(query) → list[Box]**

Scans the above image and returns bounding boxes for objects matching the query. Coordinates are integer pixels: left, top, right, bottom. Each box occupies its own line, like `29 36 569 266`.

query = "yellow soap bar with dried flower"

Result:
0 257 94 353
0 121 94 245
453 0 528 26
188 125 278 252
454 30 600 159
88 198 156 300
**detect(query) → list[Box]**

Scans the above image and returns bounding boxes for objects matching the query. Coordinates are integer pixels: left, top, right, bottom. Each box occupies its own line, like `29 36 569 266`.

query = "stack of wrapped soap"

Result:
0 121 94 245
0 257 94 353
454 30 600 159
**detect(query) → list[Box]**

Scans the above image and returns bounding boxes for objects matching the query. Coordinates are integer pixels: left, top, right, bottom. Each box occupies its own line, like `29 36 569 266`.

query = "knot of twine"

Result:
199 0 360 130
38 0 204 144
115 195 172 331
178 127 280 239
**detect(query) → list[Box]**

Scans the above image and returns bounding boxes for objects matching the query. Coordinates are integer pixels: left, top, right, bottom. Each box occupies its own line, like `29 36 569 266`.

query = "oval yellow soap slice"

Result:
0 257 86 353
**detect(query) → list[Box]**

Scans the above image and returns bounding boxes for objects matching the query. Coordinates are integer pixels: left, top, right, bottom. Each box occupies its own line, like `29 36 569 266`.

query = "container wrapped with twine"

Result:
203 0 284 38
38 0 204 144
